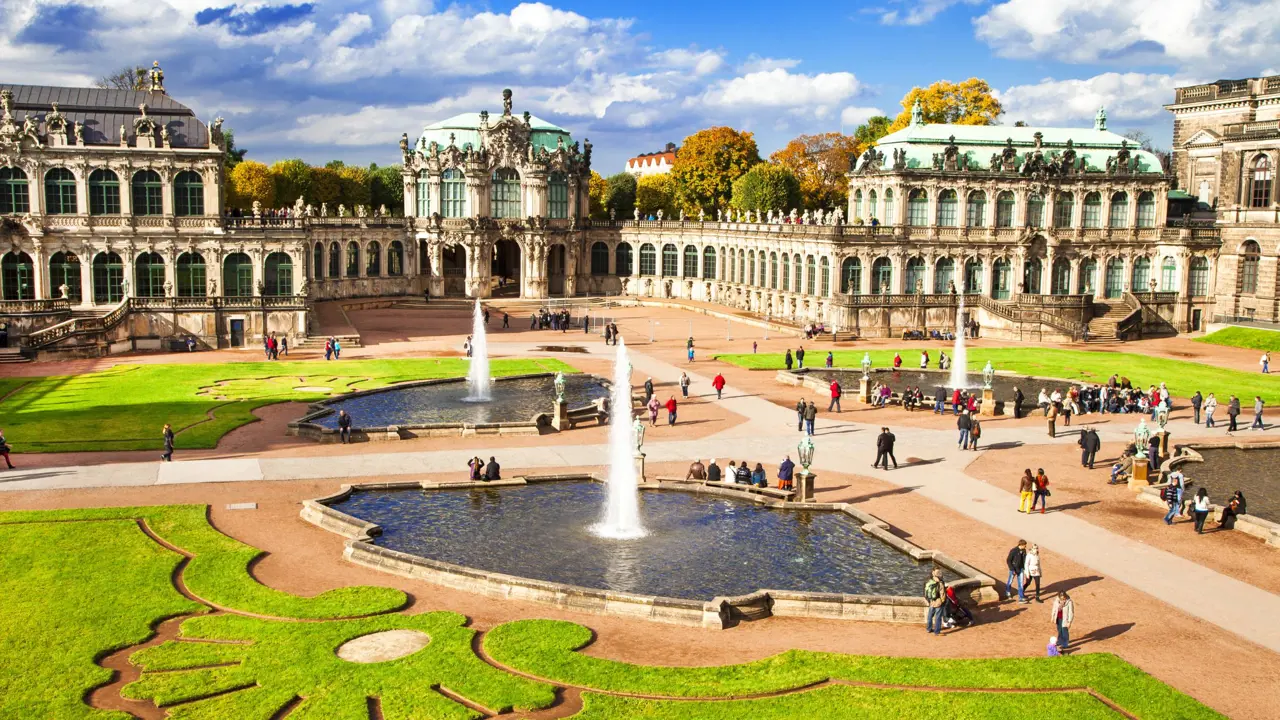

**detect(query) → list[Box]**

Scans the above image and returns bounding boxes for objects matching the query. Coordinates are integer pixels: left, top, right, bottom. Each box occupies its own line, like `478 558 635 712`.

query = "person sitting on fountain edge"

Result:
484 456 501 481
751 463 767 487
686 459 707 481
734 460 752 485
706 459 721 483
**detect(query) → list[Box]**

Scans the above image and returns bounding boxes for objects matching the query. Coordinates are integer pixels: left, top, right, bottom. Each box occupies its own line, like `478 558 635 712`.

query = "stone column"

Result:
27 162 44 216
74 170 89 220
118 167 132 219
466 175 486 218
164 248 177 296
160 170 174 217
403 172 417 217
79 252 94 307
430 243 444 297
564 242 578 297
30 243 46 300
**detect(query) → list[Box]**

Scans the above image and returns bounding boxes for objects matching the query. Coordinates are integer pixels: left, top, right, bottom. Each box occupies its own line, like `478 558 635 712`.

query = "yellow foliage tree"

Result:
226 160 274 210
588 171 607 219
635 174 677 217
769 133 860 210
671 126 760 215
310 167 342 205
888 78 1003 132
337 165 372 208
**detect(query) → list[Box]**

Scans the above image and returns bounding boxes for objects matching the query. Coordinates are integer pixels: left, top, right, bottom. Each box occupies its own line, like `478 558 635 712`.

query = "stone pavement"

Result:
4 341 1280 654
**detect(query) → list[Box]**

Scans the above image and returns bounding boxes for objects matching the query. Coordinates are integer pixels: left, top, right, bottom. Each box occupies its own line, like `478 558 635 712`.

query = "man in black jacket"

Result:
1190 391 1203 424
1079 427 1101 469
706 459 722 483
337 410 353 444
1006 540 1028 603
874 427 898 470
1013 387 1025 419
484 456 501 481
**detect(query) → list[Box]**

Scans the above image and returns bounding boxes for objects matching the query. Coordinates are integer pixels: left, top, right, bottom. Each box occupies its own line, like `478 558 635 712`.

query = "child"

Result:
1046 636 1061 657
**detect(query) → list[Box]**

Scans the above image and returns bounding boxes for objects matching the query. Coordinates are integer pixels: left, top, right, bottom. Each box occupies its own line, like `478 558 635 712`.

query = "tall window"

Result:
0 252 34 300
937 189 957 226
1252 155 1273 208
132 170 163 216
1082 192 1102 228
313 243 324 280
995 191 1015 227
416 170 430 216
1189 257 1209 296
328 242 340 278
933 257 955 293
841 257 861 294
366 241 381 276
491 168 521 218
992 259 1011 299
1161 256 1177 291
820 257 831 296
907 189 928 226
173 170 203 216
1136 191 1156 228
177 252 206 297
684 245 698 278
87 169 120 216
868 190 878 221
769 252 778 289
49 252 81 301
1025 193 1044 228
548 172 569 219
793 253 802 291
806 256 816 295
441 168 465 217
1023 258 1042 294
1104 258 1124 298
134 252 165 297
639 243 656 276
1109 192 1129 228
749 252 756 285
265 252 293 296
662 244 678 276
883 189 894 225
905 257 925 294
615 243 632 275
0 167 30 214
93 251 125 303
1051 258 1070 295
44 168 77 215
871 257 892 294
702 246 716 279
388 241 404 276
1078 259 1097 295
853 189 863 220
346 241 359 277
1240 240 1261 294
781 253 790 291
591 242 609 275
964 258 983 294
223 252 254 297
1054 192 1074 228
966 191 986 227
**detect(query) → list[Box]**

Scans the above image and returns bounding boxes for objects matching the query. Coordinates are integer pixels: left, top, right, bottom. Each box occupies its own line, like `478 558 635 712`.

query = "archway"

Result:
492 239 521 296
546 244 567 296
441 244 466 296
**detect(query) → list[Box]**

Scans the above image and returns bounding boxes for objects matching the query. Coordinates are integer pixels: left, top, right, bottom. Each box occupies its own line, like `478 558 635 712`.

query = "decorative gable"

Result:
1183 129 1221 147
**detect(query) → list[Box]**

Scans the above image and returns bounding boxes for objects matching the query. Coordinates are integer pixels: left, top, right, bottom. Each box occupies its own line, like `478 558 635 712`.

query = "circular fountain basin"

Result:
329 482 953 601
1178 445 1280 523
788 368 1084 407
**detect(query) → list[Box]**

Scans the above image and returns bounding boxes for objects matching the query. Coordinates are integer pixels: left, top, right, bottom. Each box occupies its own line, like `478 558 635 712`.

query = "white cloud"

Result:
739 55 801 73
878 0 983 25
650 47 724 76
691 69 862 112
540 74 671 117
999 72 1181 127
840 106 885 126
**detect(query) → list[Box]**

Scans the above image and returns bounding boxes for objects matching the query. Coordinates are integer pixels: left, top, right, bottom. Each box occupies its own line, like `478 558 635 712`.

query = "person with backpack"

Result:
1032 468 1051 513
1006 540 1028 603
828 379 842 412
924 569 945 636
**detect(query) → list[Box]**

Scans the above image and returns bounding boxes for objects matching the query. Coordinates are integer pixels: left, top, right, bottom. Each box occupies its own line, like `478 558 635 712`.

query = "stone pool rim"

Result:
1142 442 1280 549
286 372 609 442
300 475 998 629
776 367 1089 415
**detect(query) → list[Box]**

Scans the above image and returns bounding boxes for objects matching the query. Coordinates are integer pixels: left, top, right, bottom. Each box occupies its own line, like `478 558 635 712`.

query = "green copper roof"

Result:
875 123 1164 174
418 112 572 153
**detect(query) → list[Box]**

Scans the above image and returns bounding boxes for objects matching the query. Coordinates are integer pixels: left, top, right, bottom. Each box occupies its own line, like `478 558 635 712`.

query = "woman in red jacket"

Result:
665 396 678 425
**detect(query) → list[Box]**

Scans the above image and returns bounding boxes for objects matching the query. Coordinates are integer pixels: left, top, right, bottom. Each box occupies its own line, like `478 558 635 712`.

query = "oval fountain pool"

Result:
328 481 953 601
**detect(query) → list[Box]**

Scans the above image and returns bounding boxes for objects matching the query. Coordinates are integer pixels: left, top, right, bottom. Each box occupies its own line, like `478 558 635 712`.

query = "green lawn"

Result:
716 347 1280 404
1195 326 1280 352
0 358 572 453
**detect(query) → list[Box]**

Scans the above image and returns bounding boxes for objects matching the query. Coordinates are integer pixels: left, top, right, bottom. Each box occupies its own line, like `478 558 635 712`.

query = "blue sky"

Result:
4 0 1278 172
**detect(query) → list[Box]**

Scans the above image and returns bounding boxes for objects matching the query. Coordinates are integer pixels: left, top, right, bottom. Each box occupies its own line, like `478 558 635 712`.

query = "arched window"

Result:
132 170 163 216
548 172 569 219
1160 256 1177 291
1051 257 1071 295
313 242 324 280
871 257 892 294
639 243 656 276
806 256 817 295
1189 257 1209 296
995 191 1015 227
992 258 1011 299
88 169 121 216
739 252 746 283
223 252 254 297
1054 192 1074 228
1 251 34 300
841 257 862 294
1026 193 1044 228
44 168 77 215
904 257 925 294
868 189 878 221
388 241 404 276
853 189 863 221
177 252 206 297
964 258 983 294
0 167 30 214
366 241 382 276
1252 155 1273 208
748 252 756 286
416 170 430 216
933 257 955 294
1109 192 1129 228
1104 257 1124 298
883 189 895 225
441 168 465 217
491 168 521 218
662 243 678 277
1023 258 1042 294
265 252 293 296
1082 192 1102 228
328 242 340 278
966 191 986 227
345 241 360 278
615 243 633 276
684 245 698 278
1241 240 1261 294
1136 191 1156 228
49 251 82 302
907 189 928 226
820 257 830 296
793 253 802 292
937 189 957 226
1078 259 1097 295
134 251 165 297
767 252 777 289
702 246 716 279
781 253 790 291
591 242 609 275
174 170 203 216
93 251 124 303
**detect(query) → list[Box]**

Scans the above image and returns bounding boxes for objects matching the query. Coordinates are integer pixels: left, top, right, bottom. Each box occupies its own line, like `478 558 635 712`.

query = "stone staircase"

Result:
0 347 30 364
1085 302 1132 343
294 333 362 349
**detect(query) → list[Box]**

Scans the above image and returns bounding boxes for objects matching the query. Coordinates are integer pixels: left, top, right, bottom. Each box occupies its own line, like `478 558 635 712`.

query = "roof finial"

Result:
911 98 924 127
149 61 165 94
1094 105 1107 131
502 88 513 116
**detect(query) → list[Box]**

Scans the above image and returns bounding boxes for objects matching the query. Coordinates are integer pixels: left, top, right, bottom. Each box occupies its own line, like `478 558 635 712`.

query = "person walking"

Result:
1018 469 1035 513
828 379 842 412
1006 540 1028 603
161 423 175 462
333 338 342 359
924 569 945 636
665 396 678 425
280 336 288 356
1252 396 1265 430
712 373 726 400
1204 392 1218 428
1032 468 1051 513
785 349 793 370
337 410 353 444
0 428 13 469
1079 426 1100 469
647 395 660 427
503 313 510 329
933 385 946 414
803 401 817 436
874 427 898 470
796 398 806 431
969 415 982 450
644 377 655 404
1046 403 1058 438
1051 592 1074 651
679 372 691 398
1227 395 1241 432
825 351 834 368
1192 488 1212 533
1023 544 1043 602
324 337 333 361
1263 351 1271 374
1190 390 1203 424
957 410 972 450
1163 469 1186 525
796 346 806 369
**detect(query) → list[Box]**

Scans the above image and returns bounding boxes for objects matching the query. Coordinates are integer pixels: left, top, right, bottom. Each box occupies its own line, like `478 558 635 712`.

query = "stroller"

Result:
941 585 974 629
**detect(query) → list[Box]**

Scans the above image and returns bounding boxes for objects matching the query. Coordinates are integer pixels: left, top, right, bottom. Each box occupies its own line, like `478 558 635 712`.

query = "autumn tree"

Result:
95 65 148 91
588 171 608 219
310 166 342 205
222 129 247 170
888 79 1003 132
337 165 372 208
671 126 761 215
635 174 677 217
269 159 313 207
729 164 801 214
770 133 859 209
603 172 637 218
226 160 274 210
368 164 404 214
853 116 893 149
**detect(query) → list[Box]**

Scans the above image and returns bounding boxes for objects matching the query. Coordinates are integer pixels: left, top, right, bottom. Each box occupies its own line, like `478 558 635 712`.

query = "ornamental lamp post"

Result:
798 434 815 471
794 434 816 502
982 360 995 390
861 352 872 379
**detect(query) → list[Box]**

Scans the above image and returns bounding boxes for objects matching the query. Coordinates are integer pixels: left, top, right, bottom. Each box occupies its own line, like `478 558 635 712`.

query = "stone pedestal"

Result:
857 377 871 405
634 453 646 483
1131 460 1149 490
980 387 996 417
552 400 569 431
793 470 815 502
1156 431 1171 459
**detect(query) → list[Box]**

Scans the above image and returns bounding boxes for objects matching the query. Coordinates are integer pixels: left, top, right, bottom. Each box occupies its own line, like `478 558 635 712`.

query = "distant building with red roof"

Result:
626 142 677 176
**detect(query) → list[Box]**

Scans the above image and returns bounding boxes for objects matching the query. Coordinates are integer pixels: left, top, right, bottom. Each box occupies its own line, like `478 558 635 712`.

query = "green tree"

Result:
635 174 677 217
671 126 761 215
888 79 1003 132
325 160 346 170
337 165 372 208
588 171 608 220
269 159 313 207
226 160 274 210
853 116 893 149
369 164 404 214
729 164 801 214
310 166 342 205
603 172 637 219
222 129 248 170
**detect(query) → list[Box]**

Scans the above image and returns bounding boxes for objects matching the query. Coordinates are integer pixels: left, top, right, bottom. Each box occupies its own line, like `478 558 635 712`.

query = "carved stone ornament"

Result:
0 91 41 153
210 117 225 150
134 104 159 138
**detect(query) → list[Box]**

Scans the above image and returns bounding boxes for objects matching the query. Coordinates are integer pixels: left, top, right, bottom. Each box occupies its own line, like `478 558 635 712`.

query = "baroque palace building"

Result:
0 66 1271 356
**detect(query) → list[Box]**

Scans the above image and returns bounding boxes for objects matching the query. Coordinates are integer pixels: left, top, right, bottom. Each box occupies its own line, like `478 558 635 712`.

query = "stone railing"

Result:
0 298 71 314
23 295 129 348
1131 291 1179 305
224 215 408 230
1013 293 1092 308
